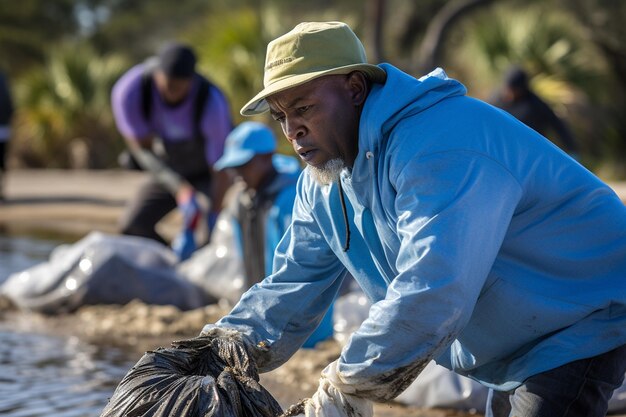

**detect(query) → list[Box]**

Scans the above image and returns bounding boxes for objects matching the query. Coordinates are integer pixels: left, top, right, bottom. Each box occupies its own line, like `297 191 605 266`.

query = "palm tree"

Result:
13 43 128 168
444 3 607 166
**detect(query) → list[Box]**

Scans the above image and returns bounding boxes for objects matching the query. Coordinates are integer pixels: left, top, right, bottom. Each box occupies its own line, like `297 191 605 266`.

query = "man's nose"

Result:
284 118 304 142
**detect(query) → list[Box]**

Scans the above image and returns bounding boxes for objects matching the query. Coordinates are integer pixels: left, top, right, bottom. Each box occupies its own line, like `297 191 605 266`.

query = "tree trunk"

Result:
366 0 387 63
415 0 496 74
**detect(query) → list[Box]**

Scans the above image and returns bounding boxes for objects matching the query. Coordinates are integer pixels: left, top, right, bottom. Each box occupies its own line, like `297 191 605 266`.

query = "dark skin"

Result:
267 72 370 170
232 153 275 191
153 70 194 104
128 69 228 211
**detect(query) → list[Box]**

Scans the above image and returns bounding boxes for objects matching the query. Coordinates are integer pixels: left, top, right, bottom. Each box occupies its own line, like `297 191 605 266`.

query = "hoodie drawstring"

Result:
337 179 351 252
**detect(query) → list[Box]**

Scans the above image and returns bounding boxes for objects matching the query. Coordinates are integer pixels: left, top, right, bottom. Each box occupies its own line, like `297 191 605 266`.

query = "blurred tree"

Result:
369 0 497 74
182 0 367 155
554 0 626 177
0 0 78 74
443 3 612 169
414 0 496 74
12 43 128 168
4 0 624 174
81 0 211 59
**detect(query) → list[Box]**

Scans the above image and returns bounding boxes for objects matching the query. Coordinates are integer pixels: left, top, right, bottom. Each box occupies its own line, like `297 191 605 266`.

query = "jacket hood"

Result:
358 64 467 163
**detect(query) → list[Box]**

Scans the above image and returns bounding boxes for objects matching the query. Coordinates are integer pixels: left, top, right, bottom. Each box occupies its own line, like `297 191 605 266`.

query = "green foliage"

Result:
0 0 78 74
444 3 611 168
12 43 128 168
184 7 270 125
3 0 626 176
183 4 347 156
449 4 604 97
85 0 212 59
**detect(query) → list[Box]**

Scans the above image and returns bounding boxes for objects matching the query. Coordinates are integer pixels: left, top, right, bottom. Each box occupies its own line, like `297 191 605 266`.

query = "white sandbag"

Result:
177 213 247 306
332 290 487 411
332 290 626 413
1 231 206 313
609 382 626 413
394 361 487 412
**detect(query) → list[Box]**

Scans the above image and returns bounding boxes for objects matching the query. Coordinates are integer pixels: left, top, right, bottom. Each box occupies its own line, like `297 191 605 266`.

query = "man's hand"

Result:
194 325 259 377
282 361 373 417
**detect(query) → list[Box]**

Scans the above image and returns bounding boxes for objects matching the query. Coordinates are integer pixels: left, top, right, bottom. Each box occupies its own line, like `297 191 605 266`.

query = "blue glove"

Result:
172 229 196 261
179 193 201 230
172 192 201 261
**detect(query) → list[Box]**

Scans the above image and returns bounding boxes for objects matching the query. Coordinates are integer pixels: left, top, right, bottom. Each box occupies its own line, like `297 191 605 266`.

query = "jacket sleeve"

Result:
216 178 347 372
200 86 232 167
332 150 523 401
110 65 151 141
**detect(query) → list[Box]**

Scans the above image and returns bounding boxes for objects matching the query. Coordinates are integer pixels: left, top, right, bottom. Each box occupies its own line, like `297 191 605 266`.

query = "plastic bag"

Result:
177 214 247 306
100 335 283 417
1 231 208 313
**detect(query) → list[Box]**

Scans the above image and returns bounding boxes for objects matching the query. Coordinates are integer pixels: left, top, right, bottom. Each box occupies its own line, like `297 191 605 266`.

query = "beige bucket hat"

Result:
240 21 387 116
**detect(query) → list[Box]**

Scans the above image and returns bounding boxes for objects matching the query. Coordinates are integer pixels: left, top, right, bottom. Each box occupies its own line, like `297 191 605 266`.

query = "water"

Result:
0 234 135 417
0 234 62 285
0 331 133 417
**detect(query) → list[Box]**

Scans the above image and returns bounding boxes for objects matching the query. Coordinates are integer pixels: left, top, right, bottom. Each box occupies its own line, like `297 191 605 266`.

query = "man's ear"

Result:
346 71 369 107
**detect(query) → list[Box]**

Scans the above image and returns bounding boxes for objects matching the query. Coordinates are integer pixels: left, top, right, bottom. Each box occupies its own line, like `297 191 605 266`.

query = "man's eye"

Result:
272 114 285 123
298 105 311 114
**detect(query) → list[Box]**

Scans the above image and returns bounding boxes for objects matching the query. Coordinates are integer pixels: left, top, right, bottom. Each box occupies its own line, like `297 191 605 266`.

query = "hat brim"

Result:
214 150 255 171
240 63 386 116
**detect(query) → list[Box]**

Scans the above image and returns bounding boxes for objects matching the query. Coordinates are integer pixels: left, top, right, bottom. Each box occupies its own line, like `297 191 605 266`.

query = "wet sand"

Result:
0 299 475 417
2 169 626 416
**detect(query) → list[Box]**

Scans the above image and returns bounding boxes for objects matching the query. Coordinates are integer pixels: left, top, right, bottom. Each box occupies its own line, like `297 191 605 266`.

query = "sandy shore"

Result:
1 168 625 239
0 169 181 239
1 169 626 416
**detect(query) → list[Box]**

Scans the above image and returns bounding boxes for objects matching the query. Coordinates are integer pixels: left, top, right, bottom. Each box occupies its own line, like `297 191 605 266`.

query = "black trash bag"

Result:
100 335 284 417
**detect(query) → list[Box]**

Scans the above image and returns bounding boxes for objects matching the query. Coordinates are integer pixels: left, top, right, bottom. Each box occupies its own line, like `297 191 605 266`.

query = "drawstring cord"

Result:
337 179 351 252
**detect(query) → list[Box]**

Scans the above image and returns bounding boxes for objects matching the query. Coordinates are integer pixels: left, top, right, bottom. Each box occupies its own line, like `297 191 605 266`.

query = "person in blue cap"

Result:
214 121 333 347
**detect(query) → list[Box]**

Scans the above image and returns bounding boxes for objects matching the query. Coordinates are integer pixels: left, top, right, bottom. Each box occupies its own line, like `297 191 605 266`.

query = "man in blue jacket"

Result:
202 22 626 417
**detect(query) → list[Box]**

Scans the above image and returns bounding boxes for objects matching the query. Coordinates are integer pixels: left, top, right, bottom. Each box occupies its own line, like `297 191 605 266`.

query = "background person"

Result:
198 21 626 417
214 121 334 347
111 42 233 259
490 65 579 158
0 71 14 201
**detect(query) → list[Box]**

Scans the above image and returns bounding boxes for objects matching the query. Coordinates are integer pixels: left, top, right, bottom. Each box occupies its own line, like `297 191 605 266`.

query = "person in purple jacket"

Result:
111 42 233 258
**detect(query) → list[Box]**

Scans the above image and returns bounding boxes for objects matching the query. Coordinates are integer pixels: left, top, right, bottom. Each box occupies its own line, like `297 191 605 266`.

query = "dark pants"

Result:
486 344 626 417
119 176 211 245
0 141 7 171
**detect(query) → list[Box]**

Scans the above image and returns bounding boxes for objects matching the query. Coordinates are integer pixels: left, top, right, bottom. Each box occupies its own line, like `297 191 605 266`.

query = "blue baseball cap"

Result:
214 122 277 170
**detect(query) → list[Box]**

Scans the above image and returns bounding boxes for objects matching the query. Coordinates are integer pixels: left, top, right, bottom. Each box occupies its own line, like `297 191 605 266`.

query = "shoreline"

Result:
1 168 625 240
0 169 181 240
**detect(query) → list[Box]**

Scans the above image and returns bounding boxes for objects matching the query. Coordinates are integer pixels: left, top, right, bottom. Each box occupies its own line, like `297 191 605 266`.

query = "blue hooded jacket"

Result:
215 64 626 398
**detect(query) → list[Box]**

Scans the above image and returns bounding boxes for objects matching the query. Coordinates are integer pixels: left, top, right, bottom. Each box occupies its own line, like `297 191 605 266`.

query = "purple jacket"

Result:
111 64 232 168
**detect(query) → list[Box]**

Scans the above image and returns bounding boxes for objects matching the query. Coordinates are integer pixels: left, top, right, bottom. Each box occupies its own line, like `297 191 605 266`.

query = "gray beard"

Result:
308 158 345 185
